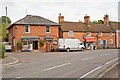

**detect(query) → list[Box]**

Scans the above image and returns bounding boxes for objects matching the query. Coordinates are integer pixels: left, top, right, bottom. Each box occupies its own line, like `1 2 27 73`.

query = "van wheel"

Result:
67 48 70 52
81 48 84 51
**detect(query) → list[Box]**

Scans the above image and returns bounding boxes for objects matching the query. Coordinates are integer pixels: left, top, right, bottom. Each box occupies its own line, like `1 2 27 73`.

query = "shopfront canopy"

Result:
84 37 96 42
44 36 53 41
22 36 40 41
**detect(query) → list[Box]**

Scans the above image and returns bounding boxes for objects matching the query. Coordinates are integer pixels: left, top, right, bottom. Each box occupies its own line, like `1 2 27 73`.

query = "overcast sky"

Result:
1 0 119 23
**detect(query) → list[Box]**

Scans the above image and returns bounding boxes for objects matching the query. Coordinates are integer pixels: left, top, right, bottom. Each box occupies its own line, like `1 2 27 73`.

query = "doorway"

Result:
33 41 38 49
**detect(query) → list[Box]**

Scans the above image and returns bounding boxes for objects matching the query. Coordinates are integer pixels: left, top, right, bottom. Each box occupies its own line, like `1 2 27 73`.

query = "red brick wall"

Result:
62 31 116 48
8 25 59 51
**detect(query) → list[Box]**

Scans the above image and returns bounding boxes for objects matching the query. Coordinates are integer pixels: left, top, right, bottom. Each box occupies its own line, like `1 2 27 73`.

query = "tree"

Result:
0 16 11 42
0 16 11 24
92 20 103 24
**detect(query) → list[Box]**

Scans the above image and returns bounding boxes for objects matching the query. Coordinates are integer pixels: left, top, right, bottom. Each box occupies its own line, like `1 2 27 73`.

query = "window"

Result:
109 32 113 36
87 32 91 36
98 40 103 44
46 25 50 33
25 25 30 33
68 31 74 36
109 39 113 44
98 32 102 36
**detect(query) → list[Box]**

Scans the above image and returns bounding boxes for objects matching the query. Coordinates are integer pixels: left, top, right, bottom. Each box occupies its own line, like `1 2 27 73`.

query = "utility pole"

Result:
5 7 7 24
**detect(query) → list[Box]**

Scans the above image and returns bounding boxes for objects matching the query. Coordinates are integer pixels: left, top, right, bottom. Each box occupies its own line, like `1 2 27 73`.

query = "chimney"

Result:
103 14 109 26
84 15 90 24
58 13 64 23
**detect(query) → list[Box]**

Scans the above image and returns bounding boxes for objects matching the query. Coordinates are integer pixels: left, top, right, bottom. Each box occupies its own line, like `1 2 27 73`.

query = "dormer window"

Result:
25 25 30 33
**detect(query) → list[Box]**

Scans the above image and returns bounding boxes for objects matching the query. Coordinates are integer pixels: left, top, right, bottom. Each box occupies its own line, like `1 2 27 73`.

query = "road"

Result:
2 49 118 79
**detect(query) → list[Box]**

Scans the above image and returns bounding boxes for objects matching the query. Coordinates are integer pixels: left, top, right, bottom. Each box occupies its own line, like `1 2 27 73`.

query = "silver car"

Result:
3 42 12 51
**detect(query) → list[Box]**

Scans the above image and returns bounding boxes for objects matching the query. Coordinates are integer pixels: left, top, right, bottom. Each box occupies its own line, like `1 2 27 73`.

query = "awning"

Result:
84 37 96 42
22 36 40 41
44 36 53 41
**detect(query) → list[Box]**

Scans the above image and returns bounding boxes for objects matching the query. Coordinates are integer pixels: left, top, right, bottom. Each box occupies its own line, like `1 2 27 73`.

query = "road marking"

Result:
79 66 102 79
43 63 71 71
78 58 118 79
81 57 94 61
7 63 22 67
105 58 118 65
97 62 119 78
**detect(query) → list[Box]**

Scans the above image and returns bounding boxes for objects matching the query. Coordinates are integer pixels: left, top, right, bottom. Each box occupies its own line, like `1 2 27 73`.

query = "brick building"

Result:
7 15 60 51
110 21 120 48
59 14 116 49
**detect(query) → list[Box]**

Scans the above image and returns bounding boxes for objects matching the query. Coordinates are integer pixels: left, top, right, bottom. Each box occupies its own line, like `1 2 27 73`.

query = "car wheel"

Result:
67 48 70 52
81 48 84 51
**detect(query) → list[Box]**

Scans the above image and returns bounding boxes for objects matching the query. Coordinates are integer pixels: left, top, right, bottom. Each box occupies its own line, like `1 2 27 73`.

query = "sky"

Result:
1 0 119 23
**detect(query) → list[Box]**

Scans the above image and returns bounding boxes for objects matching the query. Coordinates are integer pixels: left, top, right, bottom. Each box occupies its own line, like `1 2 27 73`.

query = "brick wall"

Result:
8 24 59 51
62 31 116 49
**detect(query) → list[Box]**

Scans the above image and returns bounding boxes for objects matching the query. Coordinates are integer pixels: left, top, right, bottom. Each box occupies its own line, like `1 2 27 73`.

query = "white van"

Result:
58 38 85 52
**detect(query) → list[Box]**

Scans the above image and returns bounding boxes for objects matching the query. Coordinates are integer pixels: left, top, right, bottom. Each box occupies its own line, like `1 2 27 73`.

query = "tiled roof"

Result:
61 21 115 32
13 15 60 25
61 21 91 32
110 21 120 30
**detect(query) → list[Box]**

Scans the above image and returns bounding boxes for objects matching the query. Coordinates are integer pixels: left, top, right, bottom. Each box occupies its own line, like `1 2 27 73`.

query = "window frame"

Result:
98 32 102 36
87 32 91 36
25 25 30 33
109 32 113 36
109 39 113 44
46 25 51 33
98 39 103 44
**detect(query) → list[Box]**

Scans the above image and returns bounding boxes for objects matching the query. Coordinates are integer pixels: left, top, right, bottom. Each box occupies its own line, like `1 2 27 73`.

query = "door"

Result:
33 41 38 49
103 40 107 47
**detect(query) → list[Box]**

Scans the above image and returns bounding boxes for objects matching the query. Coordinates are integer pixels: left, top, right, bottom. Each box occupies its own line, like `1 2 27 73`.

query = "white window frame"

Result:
98 39 103 44
68 31 74 37
109 32 113 36
87 32 91 36
109 39 113 44
46 25 51 33
98 32 102 36
25 25 30 33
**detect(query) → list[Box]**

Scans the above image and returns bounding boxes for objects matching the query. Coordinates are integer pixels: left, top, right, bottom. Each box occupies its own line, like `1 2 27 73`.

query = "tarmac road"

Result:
2 49 118 79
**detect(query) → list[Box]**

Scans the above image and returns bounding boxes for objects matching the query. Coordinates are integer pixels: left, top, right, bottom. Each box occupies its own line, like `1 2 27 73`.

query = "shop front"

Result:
21 36 40 51
83 37 97 49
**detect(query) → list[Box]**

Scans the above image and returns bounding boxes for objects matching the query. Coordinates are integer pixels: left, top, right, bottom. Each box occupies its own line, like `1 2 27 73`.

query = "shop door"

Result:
33 41 38 49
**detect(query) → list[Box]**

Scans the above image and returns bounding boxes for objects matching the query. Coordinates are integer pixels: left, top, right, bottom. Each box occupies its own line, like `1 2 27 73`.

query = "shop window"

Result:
25 25 30 33
87 32 91 36
98 32 102 36
109 32 113 36
46 25 50 33
98 40 103 44
23 41 27 45
109 39 113 44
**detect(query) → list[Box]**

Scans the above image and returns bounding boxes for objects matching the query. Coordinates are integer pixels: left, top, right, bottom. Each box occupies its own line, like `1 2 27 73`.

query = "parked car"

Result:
3 42 12 52
58 38 85 52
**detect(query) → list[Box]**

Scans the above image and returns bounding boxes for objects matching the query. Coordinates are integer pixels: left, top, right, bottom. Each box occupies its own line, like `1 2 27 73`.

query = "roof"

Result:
61 21 115 33
7 15 60 29
90 24 115 32
110 21 120 30
61 21 91 32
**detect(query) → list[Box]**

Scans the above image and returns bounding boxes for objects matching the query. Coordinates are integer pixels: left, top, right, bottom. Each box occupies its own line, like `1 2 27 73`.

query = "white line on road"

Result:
7 63 22 67
79 66 102 79
81 57 94 61
78 58 118 79
105 58 118 65
43 63 71 72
